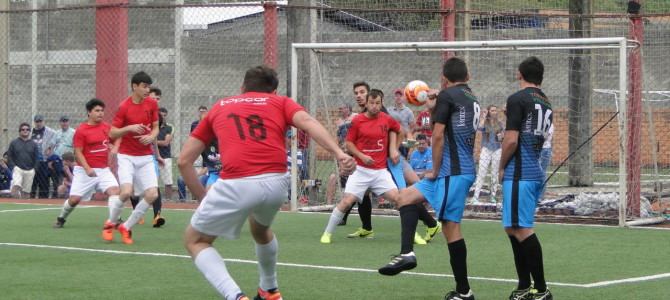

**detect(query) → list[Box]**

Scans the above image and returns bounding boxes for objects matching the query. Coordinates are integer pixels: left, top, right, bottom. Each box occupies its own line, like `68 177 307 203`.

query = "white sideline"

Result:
0 207 95 213
2 242 668 288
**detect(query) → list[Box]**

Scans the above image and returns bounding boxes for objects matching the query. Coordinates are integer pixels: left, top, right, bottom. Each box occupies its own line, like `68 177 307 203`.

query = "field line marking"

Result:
0 207 95 213
0 242 587 287
583 273 670 288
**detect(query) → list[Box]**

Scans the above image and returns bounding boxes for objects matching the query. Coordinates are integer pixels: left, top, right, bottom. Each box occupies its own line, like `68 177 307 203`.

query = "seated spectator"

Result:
408 134 432 178
47 153 64 198
177 156 207 202
0 152 13 195
56 152 75 198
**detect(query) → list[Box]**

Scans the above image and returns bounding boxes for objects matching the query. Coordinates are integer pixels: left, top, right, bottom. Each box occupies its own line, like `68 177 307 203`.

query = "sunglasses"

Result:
20 128 30 131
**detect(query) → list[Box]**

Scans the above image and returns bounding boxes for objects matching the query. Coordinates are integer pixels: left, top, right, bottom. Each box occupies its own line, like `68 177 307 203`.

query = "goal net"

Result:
288 37 650 226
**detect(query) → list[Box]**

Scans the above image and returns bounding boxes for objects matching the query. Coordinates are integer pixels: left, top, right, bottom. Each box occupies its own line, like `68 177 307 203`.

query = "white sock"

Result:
325 207 345 234
58 199 75 219
194 247 242 300
107 195 123 223
255 236 279 291
123 199 150 229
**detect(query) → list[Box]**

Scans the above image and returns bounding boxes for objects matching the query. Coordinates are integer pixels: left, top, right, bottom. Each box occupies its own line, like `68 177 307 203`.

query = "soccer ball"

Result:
404 80 430 106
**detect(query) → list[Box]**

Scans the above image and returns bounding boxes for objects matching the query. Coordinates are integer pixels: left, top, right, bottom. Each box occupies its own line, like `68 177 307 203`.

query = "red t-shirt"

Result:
346 112 400 169
73 122 111 168
191 92 305 180
415 110 433 138
112 96 159 156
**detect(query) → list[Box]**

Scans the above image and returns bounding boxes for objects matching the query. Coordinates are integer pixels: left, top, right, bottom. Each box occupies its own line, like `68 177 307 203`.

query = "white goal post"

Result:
289 37 632 226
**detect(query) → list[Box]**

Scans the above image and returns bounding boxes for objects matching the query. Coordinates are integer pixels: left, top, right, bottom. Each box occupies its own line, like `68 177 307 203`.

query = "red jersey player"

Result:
109 71 160 245
177 66 355 300
52 99 122 242
320 89 402 244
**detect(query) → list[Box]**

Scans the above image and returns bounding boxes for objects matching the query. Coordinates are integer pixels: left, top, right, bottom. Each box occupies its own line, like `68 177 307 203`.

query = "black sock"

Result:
520 234 546 293
359 193 372 231
130 196 139 209
399 205 419 254
153 189 162 218
509 235 531 290
448 239 470 295
342 202 354 223
416 203 437 228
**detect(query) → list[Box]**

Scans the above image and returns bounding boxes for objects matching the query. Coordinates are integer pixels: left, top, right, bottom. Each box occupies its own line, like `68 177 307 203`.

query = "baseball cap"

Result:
59 115 70 122
393 88 403 96
34 114 44 122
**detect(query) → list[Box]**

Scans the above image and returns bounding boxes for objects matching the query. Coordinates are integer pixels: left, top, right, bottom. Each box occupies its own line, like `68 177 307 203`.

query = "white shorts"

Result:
159 158 173 185
69 166 119 201
344 166 397 202
117 154 158 194
191 173 289 240
11 167 35 192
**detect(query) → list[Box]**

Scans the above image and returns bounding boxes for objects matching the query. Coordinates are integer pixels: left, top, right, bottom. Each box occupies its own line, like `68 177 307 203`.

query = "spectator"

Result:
0 152 12 195
31 114 57 198
388 88 416 157
46 153 64 198
414 104 433 141
54 115 75 157
538 123 554 200
472 105 505 203
190 105 208 132
157 106 174 200
56 152 75 198
408 134 433 178
326 104 358 205
8 123 39 198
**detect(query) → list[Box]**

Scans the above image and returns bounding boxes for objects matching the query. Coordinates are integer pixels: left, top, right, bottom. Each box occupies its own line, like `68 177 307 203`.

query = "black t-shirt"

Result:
157 124 173 158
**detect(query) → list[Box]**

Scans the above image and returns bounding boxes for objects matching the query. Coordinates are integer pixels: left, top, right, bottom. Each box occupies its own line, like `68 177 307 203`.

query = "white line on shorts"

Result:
2 242 667 288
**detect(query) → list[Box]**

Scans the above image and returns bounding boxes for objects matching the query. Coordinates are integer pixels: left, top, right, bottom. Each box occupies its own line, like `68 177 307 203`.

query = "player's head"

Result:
365 89 384 116
242 65 279 93
416 134 429 152
353 81 370 108
85 98 106 123
131 71 153 98
149 87 162 101
518 56 544 86
442 57 469 84
18 122 31 138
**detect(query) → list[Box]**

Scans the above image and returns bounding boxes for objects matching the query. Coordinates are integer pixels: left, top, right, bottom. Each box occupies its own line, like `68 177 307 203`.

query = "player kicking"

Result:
109 71 160 245
53 99 122 241
178 66 355 300
499 57 552 300
377 57 479 300
320 89 402 244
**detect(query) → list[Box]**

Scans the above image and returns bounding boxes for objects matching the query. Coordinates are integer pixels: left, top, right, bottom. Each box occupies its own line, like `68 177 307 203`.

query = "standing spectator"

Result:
191 105 208 132
54 115 75 157
8 123 39 198
472 105 505 203
538 123 554 200
414 104 433 141
31 114 57 198
408 134 432 178
388 88 416 157
326 104 357 205
157 106 174 200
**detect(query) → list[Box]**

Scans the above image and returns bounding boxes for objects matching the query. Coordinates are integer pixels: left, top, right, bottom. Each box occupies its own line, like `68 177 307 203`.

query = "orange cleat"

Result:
254 288 282 300
102 221 115 241
117 223 133 245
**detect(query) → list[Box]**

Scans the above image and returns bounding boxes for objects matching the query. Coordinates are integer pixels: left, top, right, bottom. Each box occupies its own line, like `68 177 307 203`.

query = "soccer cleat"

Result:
53 217 66 228
424 223 442 242
152 214 165 228
102 221 115 241
235 293 250 300
346 227 374 238
529 288 552 300
320 232 332 244
509 287 532 300
444 289 475 300
414 232 427 245
378 253 417 276
253 288 282 300
117 223 133 245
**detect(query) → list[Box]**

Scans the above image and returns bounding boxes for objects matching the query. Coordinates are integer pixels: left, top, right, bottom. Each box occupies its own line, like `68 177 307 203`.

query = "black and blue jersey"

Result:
433 84 480 177
503 87 553 181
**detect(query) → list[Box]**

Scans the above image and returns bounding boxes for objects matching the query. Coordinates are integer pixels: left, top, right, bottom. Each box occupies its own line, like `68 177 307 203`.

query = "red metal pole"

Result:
264 1 279 70
441 0 455 88
95 0 128 122
627 0 643 217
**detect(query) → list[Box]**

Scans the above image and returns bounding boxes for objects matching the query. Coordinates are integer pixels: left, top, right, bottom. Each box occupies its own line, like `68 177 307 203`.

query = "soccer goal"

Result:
288 37 646 227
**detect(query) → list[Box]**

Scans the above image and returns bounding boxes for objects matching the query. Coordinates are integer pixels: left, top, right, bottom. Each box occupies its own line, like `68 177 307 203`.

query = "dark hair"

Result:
416 134 427 141
518 56 544 85
19 122 30 131
198 105 208 111
159 107 168 113
243 65 278 93
149 87 162 96
367 89 384 102
61 152 75 162
85 98 105 112
353 81 370 92
131 71 153 86
442 57 468 83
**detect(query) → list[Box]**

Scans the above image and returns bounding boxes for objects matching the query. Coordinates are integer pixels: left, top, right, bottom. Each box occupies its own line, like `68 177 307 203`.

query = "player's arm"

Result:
429 123 445 179
498 97 522 181
74 147 96 177
177 137 207 201
388 130 400 165
292 111 355 173
136 120 160 145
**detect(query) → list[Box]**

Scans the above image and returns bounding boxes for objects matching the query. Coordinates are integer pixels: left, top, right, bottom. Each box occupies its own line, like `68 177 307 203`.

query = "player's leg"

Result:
119 156 159 240
152 188 165 228
53 195 82 228
53 166 96 228
321 193 359 243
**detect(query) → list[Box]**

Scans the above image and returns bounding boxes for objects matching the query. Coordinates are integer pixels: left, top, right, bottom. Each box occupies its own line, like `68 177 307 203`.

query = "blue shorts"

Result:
387 158 407 189
502 180 542 228
414 174 475 223
206 171 219 187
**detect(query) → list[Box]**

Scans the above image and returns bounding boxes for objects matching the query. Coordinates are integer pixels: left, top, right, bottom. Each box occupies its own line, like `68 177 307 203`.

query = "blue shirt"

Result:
503 87 553 181
433 84 480 176
479 124 503 151
409 148 433 172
